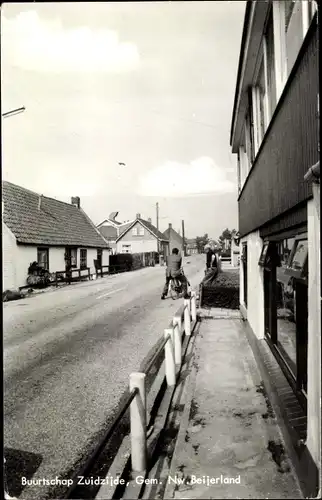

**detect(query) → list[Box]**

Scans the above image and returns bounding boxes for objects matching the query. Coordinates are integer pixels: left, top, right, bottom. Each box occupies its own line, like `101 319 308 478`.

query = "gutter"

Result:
304 161 320 183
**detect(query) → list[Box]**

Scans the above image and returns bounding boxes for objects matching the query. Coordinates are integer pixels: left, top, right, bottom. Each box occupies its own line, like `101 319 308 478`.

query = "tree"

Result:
195 233 209 253
218 228 237 254
218 228 236 246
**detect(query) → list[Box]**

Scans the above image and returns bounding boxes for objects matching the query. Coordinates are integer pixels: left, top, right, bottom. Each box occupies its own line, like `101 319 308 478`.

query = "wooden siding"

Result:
239 21 319 237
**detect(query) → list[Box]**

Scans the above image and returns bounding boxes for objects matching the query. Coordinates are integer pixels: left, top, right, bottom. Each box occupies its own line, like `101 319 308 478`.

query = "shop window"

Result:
264 233 308 401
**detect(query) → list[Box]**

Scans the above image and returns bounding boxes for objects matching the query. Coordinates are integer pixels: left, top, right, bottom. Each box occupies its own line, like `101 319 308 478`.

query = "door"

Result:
242 243 248 307
295 279 308 393
65 247 77 276
97 249 102 267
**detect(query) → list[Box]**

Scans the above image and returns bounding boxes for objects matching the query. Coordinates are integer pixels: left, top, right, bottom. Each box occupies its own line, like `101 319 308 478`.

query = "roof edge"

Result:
116 218 168 242
229 1 252 147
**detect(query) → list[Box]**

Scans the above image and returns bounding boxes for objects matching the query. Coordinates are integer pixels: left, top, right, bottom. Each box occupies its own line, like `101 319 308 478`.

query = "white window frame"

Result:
80 248 87 269
252 45 269 154
132 227 138 236
263 6 277 122
139 226 144 236
122 244 131 253
271 1 318 112
237 151 241 195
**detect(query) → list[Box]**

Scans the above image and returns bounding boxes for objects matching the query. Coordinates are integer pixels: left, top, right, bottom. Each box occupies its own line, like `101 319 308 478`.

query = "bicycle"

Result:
168 269 189 300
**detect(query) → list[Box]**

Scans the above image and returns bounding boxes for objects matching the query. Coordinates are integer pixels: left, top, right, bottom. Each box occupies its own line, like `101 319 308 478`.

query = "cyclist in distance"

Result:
161 247 190 300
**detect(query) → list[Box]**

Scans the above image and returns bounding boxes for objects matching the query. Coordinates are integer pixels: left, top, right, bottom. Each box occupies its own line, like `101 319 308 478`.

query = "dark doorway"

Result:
242 243 248 307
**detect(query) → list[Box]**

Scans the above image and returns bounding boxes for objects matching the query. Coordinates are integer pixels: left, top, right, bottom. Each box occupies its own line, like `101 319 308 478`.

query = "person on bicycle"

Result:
161 247 189 300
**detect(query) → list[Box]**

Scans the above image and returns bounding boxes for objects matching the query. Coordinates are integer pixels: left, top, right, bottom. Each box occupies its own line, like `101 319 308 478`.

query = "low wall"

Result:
200 269 240 309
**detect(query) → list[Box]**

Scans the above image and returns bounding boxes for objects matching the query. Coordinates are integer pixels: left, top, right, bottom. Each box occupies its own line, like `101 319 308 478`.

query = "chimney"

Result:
71 196 80 208
169 223 172 229
148 217 152 223
136 213 141 219
38 194 43 210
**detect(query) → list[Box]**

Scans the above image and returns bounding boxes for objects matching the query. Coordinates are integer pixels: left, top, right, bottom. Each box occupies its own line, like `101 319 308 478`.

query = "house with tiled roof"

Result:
2 181 110 290
96 212 134 254
163 223 184 256
116 213 169 258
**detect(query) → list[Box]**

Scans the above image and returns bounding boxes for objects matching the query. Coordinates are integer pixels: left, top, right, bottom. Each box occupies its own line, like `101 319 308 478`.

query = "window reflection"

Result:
291 240 308 271
276 238 297 368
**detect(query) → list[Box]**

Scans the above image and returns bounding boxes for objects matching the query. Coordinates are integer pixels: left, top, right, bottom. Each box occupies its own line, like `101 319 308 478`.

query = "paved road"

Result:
4 254 205 500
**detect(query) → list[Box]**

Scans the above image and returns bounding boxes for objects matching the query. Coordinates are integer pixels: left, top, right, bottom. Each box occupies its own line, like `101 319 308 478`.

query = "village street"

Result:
4 254 204 500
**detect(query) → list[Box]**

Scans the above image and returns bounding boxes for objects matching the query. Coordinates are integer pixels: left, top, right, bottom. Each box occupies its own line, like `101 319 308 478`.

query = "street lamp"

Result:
2 106 26 119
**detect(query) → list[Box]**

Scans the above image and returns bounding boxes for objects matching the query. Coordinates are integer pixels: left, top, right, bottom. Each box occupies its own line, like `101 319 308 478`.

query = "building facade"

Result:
116 214 169 258
186 238 198 255
97 212 134 254
2 182 110 290
230 1 320 496
163 223 184 256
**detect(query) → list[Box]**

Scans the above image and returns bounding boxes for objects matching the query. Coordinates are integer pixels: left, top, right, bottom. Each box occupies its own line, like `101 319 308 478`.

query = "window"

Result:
285 0 295 29
258 242 269 266
258 241 280 270
255 58 267 144
71 248 77 267
80 249 87 269
248 88 256 160
132 227 138 236
278 237 295 267
264 234 308 400
237 151 241 194
245 111 254 167
284 0 304 78
265 8 277 118
65 247 77 268
139 226 144 236
37 247 49 270
122 244 131 253
239 137 248 187
308 0 318 23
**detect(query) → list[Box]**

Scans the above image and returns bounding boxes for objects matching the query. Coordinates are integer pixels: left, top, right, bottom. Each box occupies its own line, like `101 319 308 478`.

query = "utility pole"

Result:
181 219 186 257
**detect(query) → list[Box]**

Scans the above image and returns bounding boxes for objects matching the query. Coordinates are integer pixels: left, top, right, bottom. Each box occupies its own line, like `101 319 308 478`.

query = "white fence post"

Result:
173 317 182 366
184 300 191 336
191 291 197 322
164 328 176 386
129 372 147 472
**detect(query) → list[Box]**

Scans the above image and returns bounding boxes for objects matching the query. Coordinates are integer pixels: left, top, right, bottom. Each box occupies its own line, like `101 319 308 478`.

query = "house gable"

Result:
116 218 169 243
117 220 156 242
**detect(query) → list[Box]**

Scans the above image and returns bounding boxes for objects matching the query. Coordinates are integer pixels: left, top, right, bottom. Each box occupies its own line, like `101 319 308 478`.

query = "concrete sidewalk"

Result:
163 309 303 499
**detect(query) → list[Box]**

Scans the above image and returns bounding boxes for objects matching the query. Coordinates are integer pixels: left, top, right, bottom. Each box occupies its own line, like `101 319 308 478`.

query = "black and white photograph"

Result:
2 1 320 499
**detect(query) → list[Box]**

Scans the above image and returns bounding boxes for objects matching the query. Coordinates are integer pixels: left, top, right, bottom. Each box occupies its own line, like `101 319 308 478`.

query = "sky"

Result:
1 1 245 239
